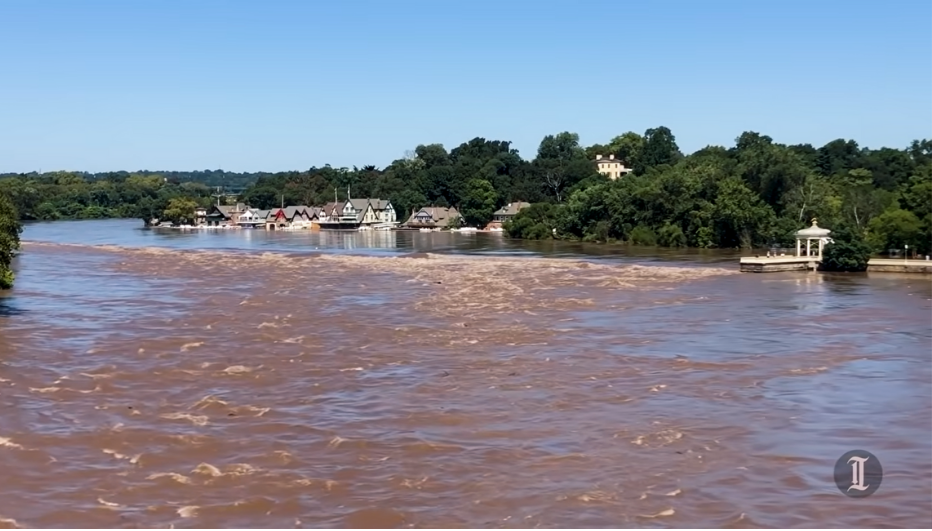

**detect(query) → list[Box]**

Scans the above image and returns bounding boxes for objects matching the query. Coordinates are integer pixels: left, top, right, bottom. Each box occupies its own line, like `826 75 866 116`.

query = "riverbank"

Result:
17 219 746 265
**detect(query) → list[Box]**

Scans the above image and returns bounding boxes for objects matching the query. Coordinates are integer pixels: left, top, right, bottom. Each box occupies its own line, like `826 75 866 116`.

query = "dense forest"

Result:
0 169 260 191
507 132 932 256
0 173 219 222
1 128 930 258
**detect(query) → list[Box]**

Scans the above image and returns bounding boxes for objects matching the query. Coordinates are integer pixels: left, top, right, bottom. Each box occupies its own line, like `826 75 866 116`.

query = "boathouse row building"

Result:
199 199 396 228
318 199 396 225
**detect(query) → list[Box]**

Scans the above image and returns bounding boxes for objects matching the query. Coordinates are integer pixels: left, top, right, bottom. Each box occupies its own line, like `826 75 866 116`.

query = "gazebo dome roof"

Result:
796 219 831 238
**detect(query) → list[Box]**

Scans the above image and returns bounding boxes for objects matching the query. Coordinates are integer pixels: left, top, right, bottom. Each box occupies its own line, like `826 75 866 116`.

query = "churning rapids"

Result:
0 220 930 528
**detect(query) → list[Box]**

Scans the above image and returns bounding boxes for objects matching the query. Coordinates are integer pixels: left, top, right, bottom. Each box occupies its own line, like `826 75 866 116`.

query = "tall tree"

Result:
534 132 591 202
607 131 645 167
733 132 810 214
634 126 680 175
860 147 915 190
816 139 861 176
837 168 897 230
908 139 932 166
162 197 200 225
460 179 497 227
0 191 22 289
414 144 450 168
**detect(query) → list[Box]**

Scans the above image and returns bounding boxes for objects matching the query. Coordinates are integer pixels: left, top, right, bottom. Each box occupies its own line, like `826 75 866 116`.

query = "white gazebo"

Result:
796 218 832 258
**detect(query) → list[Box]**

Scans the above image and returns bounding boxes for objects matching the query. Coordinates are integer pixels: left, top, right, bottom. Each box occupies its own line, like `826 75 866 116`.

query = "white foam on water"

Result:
177 506 199 518
147 472 193 484
191 463 223 477
244 406 270 417
0 515 22 528
160 413 209 426
29 386 61 394
639 508 675 518
97 498 123 509
192 395 228 410
80 372 114 380
0 437 23 450
103 448 141 464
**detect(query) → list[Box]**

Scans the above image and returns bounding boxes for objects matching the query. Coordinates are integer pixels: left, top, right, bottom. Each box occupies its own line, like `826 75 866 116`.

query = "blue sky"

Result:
1 0 930 173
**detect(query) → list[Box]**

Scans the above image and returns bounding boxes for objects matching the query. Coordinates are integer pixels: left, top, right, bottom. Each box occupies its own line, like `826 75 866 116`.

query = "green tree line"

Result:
507 132 932 256
0 173 217 222
2 128 930 257
0 169 260 191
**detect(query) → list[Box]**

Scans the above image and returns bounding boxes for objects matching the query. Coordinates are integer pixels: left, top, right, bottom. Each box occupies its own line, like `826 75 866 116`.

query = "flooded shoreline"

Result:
1 221 930 527
18 218 748 265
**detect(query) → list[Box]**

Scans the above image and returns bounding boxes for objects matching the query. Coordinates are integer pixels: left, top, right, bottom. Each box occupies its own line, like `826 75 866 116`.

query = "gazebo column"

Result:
795 219 831 261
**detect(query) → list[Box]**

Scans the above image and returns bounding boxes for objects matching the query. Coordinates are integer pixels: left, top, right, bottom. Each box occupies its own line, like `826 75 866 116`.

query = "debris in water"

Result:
177 506 199 518
639 508 675 518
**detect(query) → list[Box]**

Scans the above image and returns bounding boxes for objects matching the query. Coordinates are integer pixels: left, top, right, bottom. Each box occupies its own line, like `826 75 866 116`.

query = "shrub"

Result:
523 222 555 240
658 223 686 247
503 203 558 240
821 224 872 272
583 221 611 242
629 225 657 246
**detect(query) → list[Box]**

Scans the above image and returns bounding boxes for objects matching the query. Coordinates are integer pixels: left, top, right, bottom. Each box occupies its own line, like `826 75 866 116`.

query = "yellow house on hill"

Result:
594 154 633 180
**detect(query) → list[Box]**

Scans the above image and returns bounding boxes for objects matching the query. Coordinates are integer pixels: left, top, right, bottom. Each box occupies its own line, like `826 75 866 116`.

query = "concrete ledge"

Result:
867 259 932 274
739 256 932 274
739 256 819 273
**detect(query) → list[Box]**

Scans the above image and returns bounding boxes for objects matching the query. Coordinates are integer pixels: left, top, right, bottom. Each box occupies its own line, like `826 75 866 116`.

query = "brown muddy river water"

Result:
1 220 930 528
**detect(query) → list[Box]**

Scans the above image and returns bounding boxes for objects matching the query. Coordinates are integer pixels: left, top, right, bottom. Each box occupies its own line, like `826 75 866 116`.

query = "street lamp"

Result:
904 244 908 262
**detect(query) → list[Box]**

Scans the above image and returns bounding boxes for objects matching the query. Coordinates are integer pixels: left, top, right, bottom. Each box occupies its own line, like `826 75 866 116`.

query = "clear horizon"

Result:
1 0 930 174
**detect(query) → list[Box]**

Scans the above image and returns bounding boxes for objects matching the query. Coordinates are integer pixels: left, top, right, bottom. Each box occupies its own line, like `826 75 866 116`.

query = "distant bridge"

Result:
210 187 249 197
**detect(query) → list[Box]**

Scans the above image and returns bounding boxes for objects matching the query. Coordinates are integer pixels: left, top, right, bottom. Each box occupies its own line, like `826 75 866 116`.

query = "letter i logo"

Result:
834 450 882 498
